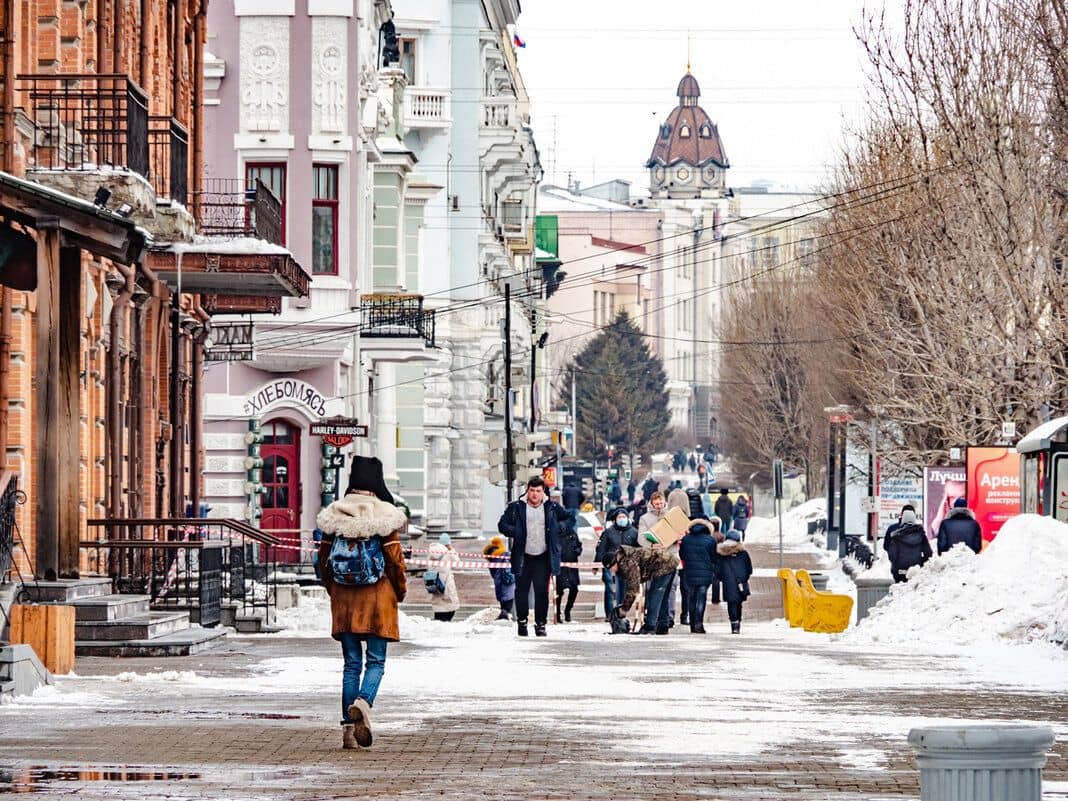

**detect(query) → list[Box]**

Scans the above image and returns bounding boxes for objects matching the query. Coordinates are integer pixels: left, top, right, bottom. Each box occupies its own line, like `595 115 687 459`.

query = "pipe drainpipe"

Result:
108 263 135 521
0 0 16 467
189 304 209 518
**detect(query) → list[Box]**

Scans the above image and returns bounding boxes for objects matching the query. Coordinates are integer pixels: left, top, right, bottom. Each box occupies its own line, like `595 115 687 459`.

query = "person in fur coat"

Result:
316 456 407 750
716 529 753 634
428 534 460 621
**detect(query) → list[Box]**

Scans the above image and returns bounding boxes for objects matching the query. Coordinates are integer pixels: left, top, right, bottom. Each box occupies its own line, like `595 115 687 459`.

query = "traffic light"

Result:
244 419 264 523
487 433 507 486
581 476 594 497
321 442 339 507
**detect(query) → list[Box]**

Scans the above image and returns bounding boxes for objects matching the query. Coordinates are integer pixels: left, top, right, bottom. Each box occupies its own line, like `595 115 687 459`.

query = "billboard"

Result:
966 447 1021 543
923 466 967 541
878 472 924 536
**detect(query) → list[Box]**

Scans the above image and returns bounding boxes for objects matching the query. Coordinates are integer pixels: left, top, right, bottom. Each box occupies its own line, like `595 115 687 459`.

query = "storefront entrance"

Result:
260 419 302 564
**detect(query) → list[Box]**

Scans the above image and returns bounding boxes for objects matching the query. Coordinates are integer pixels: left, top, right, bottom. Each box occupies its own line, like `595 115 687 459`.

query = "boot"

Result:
564 610 572 623
680 614 689 626
346 698 373 748
534 623 547 637
496 610 511 621
693 624 707 634
342 725 358 750
637 625 656 635
554 608 562 625
517 619 529 637
655 624 669 635
731 621 740 634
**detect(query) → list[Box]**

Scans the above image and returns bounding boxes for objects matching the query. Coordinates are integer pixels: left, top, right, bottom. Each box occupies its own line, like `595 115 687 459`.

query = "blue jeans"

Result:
644 572 674 629
339 633 388 724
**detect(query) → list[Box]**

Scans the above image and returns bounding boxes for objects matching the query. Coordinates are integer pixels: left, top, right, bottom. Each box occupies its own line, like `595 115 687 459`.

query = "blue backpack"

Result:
327 535 385 586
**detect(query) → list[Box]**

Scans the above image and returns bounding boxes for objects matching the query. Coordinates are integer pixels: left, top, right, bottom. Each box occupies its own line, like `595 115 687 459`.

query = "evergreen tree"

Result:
561 311 671 461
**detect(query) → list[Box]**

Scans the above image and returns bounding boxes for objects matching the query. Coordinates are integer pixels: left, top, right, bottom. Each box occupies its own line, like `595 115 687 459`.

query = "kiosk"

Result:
1017 416 1068 520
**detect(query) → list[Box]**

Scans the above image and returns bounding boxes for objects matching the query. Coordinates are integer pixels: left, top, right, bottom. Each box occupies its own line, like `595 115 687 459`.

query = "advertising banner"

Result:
923 466 967 541
878 472 924 536
966 447 1021 543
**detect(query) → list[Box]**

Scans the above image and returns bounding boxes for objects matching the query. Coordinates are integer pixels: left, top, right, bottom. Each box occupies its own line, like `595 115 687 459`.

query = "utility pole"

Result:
529 307 537 432
504 282 515 500
571 366 577 456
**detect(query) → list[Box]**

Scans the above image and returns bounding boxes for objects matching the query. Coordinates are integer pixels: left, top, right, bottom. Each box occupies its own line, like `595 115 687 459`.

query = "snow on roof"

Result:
1017 416 1068 453
165 235 292 257
538 185 641 213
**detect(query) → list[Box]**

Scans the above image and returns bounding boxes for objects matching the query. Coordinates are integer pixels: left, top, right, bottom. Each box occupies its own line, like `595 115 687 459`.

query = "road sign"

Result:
206 321 254 362
310 416 368 447
1001 421 1016 439
542 466 557 487
859 496 879 514
773 459 784 500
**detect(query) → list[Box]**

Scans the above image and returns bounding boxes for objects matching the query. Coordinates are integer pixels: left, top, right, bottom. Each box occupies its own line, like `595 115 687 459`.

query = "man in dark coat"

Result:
714 489 734 530
678 519 722 633
497 476 564 637
884 509 932 583
642 476 658 501
604 544 680 635
626 480 637 504
561 482 585 513
936 498 982 555
715 530 753 633
608 479 622 505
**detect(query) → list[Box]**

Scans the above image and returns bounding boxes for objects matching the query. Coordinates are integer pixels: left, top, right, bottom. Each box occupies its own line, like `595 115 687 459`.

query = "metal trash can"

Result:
808 572 830 592
908 725 1054 801
854 574 893 621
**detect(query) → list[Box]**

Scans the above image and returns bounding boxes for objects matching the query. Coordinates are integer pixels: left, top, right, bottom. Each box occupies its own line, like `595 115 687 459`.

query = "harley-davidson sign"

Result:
310 417 368 447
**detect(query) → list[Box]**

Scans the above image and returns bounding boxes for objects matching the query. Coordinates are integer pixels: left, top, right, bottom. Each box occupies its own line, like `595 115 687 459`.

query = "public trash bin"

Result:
908 724 1054 801
854 574 892 621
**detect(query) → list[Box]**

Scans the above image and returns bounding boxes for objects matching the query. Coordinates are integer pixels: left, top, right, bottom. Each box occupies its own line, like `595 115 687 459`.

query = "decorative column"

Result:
373 362 398 486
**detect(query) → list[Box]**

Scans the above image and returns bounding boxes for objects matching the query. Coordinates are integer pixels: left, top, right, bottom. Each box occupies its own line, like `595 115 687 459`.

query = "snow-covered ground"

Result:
846 514 1068 650
746 497 828 552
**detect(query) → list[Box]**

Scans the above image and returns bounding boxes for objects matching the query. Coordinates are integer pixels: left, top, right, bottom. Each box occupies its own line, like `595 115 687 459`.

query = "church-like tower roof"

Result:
647 73 728 170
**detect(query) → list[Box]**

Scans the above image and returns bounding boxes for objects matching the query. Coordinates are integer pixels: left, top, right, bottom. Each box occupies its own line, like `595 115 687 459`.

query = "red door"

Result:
260 419 301 564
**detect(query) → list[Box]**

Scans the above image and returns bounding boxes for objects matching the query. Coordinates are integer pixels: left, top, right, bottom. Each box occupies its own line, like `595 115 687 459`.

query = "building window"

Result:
799 237 815 270
608 293 615 321
399 38 417 84
700 124 711 138
761 235 779 268
312 164 339 275
660 123 671 139
245 162 287 244
679 124 691 138
501 198 523 230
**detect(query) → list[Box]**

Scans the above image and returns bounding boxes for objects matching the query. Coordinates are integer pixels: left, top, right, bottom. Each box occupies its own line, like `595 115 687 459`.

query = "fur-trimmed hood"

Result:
317 492 407 540
717 540 745 556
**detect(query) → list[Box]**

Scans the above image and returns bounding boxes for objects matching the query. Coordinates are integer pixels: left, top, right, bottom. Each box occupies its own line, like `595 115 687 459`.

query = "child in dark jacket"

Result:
483 536 515 619
716 529 753 634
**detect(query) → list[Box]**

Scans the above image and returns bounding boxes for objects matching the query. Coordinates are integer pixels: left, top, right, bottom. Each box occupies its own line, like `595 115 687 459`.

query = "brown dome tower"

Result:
647 72 729 198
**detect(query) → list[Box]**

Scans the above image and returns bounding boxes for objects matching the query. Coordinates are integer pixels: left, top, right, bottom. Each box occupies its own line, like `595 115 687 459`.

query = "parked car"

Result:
576 511 604 543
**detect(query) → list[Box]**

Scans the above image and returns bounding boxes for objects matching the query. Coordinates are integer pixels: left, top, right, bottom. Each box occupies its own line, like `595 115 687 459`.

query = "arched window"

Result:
679 124 691 138
660 123 671 139
700 124 711 138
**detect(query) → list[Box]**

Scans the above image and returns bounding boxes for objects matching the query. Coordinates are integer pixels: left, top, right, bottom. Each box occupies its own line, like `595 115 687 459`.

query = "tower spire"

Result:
686 31 691 74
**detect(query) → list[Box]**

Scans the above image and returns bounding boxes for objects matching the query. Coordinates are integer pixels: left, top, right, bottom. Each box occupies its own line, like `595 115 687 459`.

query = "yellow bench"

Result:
777 568 806 628
795 569 853 633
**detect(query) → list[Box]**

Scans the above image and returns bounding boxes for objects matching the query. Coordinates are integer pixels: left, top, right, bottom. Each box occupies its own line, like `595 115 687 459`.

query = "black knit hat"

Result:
346 455 394 504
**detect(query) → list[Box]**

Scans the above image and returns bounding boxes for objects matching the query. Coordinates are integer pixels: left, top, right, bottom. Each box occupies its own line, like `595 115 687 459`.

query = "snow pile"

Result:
746 497 826 551
846 514 1068 649
273 590 332 637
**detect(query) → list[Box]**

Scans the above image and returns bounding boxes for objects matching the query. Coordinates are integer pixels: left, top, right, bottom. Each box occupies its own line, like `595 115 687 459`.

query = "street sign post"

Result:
773 459 785 569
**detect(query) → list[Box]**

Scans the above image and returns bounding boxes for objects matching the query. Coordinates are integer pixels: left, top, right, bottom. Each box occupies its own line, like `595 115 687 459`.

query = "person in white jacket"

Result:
428 534 460 621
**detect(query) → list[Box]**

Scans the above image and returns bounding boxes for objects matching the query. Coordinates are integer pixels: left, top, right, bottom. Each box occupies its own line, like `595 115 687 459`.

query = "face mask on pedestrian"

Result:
615 515 628 528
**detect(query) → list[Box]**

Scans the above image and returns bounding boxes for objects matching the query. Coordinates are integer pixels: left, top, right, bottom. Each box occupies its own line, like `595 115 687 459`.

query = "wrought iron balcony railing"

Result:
19 73 149 177
148 116 189 206
193 178 283 244
360 294 436 347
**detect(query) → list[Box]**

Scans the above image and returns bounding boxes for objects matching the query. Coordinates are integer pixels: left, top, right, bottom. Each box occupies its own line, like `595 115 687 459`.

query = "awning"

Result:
1017 416 1068 454
146 237 310 298
0 170 149 266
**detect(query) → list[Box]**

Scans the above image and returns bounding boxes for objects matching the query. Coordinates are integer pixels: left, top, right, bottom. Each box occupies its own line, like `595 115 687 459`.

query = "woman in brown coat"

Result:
316 456 407 750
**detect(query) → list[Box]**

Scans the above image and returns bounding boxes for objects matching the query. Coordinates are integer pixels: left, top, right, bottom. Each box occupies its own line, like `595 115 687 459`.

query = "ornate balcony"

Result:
19 73 149 177
148 116 189 206
404 87 451 129
193 178 282 245
480 97 515 130
360 294 436 348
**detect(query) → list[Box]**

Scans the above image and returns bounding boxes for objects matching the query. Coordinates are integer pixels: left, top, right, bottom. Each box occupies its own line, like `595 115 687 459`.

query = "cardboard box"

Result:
649 506 691 547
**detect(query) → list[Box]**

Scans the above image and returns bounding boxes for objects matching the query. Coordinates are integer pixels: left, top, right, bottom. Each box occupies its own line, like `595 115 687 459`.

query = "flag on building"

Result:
513 33 526 48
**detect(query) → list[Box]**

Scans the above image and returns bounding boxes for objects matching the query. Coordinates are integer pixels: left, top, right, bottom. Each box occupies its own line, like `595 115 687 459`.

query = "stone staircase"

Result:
28 578 226 657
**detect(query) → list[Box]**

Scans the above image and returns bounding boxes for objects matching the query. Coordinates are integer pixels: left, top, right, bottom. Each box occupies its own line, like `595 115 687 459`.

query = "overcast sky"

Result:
515 1 885 194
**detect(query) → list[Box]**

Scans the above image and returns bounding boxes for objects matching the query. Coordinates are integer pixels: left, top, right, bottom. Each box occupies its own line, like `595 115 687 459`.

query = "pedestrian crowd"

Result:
884 498 981 582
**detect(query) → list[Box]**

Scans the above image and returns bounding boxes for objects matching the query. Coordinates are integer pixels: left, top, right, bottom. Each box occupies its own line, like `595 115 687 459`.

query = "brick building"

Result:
0 0 309 582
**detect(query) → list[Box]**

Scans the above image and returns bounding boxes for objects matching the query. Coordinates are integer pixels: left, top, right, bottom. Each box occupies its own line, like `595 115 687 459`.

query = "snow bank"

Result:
746 497 826 550
845 514 1068 650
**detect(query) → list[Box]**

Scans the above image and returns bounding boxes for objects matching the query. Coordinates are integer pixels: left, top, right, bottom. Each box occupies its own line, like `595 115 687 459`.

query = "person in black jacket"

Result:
678 519 722 633
936 498 982 555
714 489 734 531
716 529 753 633
554 492 583 623
885 504 916 541
594 507 638 619
885 509 932 583
561 482 585 514
497 476 564 637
